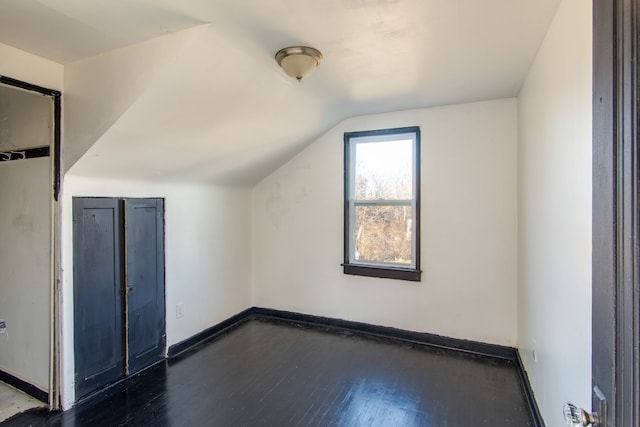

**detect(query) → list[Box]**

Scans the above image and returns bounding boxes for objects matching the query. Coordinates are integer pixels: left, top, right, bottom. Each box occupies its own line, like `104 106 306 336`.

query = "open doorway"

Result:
0 76 61 415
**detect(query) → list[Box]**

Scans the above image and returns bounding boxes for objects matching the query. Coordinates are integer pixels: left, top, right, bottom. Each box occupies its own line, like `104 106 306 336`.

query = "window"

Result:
343 126 421 281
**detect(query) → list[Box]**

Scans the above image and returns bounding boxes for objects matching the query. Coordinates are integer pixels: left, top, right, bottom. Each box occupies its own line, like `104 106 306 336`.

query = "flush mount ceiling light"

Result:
275 46 323 82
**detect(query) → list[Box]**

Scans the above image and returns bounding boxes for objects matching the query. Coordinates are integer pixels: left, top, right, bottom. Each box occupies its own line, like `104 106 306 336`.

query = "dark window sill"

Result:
342 264 422 282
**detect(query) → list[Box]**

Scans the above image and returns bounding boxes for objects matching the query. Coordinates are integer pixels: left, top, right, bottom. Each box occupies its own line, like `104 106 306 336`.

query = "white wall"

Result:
0 84 52 151
0 42 63 90
517 0 592 424
253 99 518 346
60 175 252 408
0 158 51 390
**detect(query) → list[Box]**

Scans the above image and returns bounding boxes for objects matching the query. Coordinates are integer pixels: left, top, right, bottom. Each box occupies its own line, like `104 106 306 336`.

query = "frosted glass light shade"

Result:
275 46 323 81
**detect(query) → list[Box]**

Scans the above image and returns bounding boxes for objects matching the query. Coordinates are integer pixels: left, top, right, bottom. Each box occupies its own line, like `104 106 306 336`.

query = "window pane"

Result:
344 126 420 281
355 139 413 201
354 205 413 265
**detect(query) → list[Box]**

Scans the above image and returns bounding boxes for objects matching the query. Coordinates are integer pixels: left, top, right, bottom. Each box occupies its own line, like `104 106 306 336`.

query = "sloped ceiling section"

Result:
0 0 203 63
63 26 205 172
68 25 344 184
0 0 561 185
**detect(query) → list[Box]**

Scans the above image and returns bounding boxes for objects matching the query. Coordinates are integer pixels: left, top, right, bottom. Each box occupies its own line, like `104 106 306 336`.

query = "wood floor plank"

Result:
2 318 534 426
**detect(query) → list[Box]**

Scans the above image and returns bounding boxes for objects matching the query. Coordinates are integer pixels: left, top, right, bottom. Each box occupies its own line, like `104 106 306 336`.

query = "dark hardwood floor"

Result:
3 317 534 426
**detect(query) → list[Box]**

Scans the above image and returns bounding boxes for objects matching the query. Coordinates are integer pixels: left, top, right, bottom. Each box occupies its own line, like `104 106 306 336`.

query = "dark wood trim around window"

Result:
343 126 421 282
342 263 421 281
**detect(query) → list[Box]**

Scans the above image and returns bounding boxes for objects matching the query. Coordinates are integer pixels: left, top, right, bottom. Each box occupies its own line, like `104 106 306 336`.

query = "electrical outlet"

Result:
0 319 6 333
176 303 185 319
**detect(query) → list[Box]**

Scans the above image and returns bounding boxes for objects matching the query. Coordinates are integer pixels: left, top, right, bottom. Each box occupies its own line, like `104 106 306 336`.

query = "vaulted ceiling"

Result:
0 0 561 185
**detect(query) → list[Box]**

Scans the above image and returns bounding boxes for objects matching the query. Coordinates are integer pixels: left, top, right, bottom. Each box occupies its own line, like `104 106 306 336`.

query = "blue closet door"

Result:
125 198 165 375
73 197 165 399
73 198 125 399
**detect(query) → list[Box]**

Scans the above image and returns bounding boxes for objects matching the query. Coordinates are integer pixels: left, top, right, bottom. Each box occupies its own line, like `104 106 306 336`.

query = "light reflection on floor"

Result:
339 377 431 426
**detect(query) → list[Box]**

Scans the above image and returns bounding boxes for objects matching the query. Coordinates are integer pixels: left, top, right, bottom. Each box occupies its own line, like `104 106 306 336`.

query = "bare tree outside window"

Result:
354 139 413 264
343 127 421 281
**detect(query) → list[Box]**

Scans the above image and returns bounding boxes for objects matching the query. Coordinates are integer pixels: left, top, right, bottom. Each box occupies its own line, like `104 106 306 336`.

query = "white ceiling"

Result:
0 0 561 185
